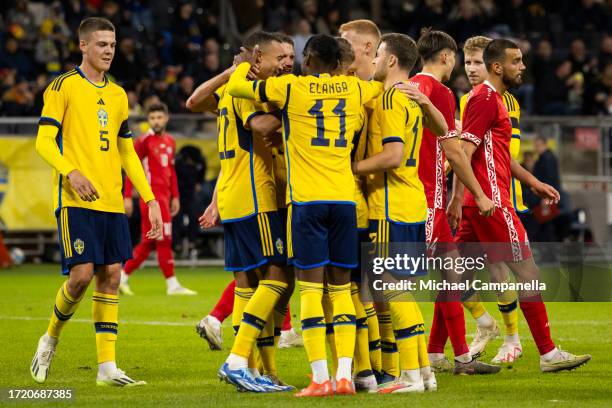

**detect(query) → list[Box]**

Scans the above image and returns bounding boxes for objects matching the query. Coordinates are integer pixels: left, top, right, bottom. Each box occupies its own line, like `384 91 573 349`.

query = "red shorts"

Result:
454 206 532 263
139 198 172 241
425 207 456 256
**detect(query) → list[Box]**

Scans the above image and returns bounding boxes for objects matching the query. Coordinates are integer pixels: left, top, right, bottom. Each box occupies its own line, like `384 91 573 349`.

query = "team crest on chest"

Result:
275 238 284 255
97 108 108 128
73 238 85 255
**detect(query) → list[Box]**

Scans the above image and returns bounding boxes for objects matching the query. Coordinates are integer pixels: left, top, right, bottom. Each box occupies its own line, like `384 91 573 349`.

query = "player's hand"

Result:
199 202 220 229
531 181 560 205
263 131 283 148
67 169 99 202
170 197 181 217
124 197 133 217
447 196 463 230
146 200 163 240
395 83 432 107
475 194 496 217
235 45 259 67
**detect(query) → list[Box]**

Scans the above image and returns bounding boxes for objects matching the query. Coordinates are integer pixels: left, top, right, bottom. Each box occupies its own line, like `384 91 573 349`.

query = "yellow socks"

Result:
231 280 287 359
257 315 276 376
47 281 83 339
378 310 399 377
351 283 372 375
92 292 119 364
328 283 356 359
364 302 381 373
388 301 422 371
463 288 487 320
232 287 255 336
299 281 326 363
498 289 519 339
322 289 337 374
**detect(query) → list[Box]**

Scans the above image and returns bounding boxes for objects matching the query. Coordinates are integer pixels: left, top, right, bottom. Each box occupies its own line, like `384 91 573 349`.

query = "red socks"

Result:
520 295 555 354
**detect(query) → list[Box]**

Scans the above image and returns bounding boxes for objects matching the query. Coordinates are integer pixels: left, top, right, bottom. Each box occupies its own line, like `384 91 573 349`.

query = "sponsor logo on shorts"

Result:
73 238 85 255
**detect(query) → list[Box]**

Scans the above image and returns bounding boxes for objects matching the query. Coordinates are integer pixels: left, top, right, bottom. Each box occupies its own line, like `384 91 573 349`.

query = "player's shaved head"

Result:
273 32 294 47
302 34 341 74
243 31 281 51
339 19 381 43
463 36 492 54
417 29 457 63
78 17 115 41
380 33 418 72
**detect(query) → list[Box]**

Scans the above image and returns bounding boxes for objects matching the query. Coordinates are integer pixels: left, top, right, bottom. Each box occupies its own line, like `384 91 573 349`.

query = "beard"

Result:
502 72 523 89
373 66 387 82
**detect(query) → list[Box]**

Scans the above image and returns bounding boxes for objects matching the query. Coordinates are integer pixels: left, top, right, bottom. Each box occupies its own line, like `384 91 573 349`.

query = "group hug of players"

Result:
29 16 590 392
189 20 592 396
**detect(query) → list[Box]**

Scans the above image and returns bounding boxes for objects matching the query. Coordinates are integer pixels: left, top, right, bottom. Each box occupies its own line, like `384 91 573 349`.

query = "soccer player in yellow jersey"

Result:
31 17 162 386
338 20 382 392
353 33 447 393
190 32 294 393
452 35 560 365
227 34 383 396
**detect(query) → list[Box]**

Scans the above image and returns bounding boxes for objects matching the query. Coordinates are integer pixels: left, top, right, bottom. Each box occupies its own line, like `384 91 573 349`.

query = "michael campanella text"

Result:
372 279 547 292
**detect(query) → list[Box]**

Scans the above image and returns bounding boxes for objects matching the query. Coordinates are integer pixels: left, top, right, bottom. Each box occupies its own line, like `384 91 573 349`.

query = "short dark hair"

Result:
417 29 457 62
242 31 281 50
78 17 115 40
303 34 341 71
483 39 519 71
381 33 418 72
274 32 294 46
336 37 355 68
147 103 168 115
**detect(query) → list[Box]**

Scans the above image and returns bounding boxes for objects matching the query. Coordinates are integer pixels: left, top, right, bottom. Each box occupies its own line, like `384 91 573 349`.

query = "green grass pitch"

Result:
0 265 610 407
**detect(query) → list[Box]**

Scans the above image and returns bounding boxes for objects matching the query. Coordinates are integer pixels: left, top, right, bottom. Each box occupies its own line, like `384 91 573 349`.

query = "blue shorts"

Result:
351 228 370 283
223 211 287 272
369 219 426 276
57 207 132 275
289 203 357 269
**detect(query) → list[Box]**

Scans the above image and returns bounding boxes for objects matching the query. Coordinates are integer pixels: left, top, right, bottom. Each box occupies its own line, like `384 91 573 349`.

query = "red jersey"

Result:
461 81 512 208
124 130 179 202
408 73 458 209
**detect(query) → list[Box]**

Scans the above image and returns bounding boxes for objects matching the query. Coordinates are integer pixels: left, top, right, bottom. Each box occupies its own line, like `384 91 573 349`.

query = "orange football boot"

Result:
295 380 334 397
335 378 356 395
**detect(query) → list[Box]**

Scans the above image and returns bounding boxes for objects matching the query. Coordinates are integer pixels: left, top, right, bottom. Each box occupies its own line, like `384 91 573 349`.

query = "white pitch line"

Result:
0 316 194 327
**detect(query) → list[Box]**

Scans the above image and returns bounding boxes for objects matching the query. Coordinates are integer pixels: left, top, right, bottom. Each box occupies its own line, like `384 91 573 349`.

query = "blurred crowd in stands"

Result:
0 0 610 117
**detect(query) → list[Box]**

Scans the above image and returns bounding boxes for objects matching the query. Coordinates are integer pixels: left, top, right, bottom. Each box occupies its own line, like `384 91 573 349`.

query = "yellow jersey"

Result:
366 86 427 224
271 146 287 209
459 91 527 212
214 85 276 222
39 67 133 214
353 102 371 229
253 73 382 204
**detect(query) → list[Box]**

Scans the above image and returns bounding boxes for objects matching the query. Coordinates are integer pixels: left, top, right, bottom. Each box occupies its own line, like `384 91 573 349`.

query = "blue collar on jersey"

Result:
75 66 109 88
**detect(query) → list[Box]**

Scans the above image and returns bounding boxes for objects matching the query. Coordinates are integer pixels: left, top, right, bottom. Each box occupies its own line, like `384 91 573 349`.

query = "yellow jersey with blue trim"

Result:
459 91 527 212
252 73 383 204
214 84 276 222
353 102 371 229
39 67 132 214
366 86 427 224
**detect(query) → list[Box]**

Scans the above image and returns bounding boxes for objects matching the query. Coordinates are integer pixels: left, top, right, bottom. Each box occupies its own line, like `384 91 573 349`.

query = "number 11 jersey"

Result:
253 73 382 204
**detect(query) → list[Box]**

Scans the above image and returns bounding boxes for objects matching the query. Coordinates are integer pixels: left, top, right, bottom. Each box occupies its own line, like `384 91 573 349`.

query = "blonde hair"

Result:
463 36 492 53
339 19 381 43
